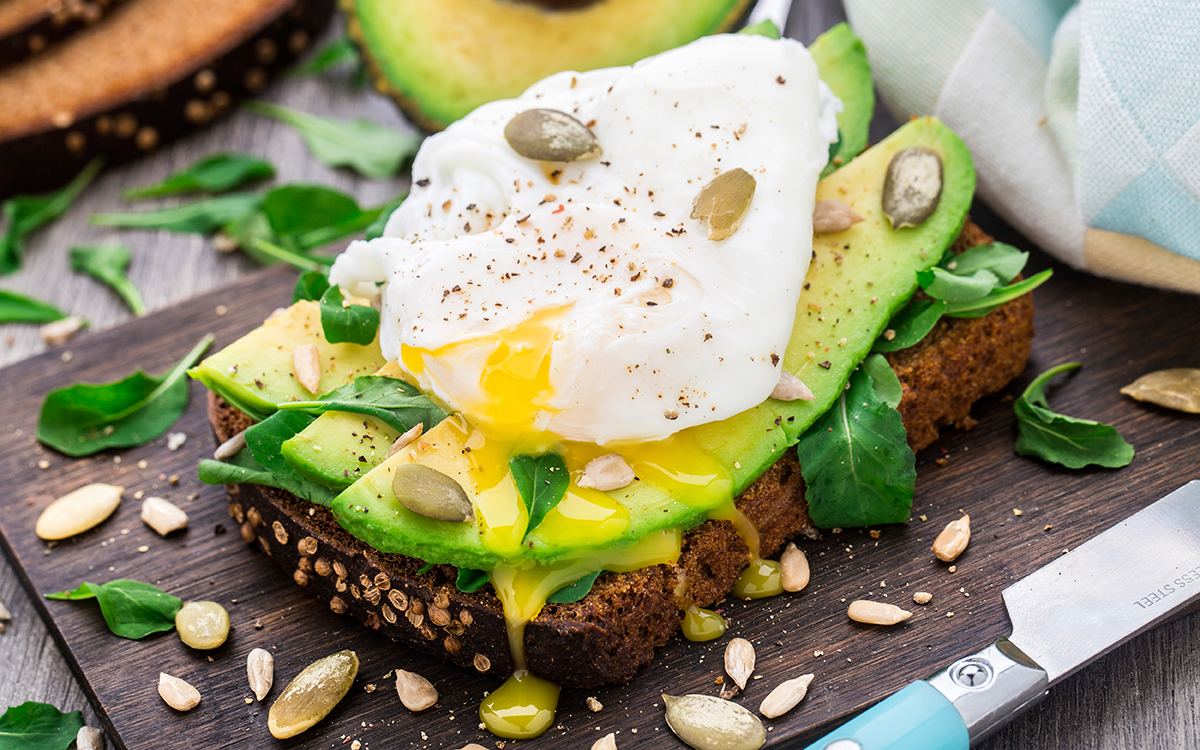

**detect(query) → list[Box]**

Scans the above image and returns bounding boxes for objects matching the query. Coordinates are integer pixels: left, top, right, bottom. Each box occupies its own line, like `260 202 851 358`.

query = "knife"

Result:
803 480 1200 750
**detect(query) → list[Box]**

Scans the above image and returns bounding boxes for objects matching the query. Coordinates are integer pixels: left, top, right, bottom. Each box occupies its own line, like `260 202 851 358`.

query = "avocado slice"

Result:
346 0 753 131
188 301 386 421
331 117 975 567
281 410 401 489
809 22 875 176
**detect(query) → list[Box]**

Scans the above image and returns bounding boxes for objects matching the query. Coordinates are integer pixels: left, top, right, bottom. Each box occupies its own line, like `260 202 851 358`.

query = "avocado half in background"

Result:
344 0 756 131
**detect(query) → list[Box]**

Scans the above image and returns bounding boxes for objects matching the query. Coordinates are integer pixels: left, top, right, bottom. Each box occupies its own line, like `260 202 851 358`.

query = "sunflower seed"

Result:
592 733 618 750
662 694 766 750
932 514 971 562
269 650 359 739
882 147 943 228
292 344 321 395
780 543 810 592
36 483 123 540
847 600 912 625
385 423 424 459
396 668 438 711
214 429 247 460
141 496 188 536
1120 368 1200 413
692 168 756 241
40 316 86 346
76 726 104 750
392 464 474 522
759 673 814 719
577 453 635 491
504 109 602 162
770 372 814 402
158 672 201 711
175 601 231 650
248 648 275 701
812 199 864 234
724 638 755 690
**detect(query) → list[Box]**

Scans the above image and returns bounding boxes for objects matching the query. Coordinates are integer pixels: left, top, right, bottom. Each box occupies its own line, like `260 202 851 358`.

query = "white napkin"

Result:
843 0 1200 294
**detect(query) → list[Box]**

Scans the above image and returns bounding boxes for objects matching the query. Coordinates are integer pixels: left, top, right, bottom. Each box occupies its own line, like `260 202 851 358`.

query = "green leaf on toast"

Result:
199 447 336 506
944 269 1052 318
872 298 947 352
37 335 212 456
0 290 68 324
318 285 380 345
917 266 999 302
739 19 780 38
862 353 903 407
1014 362 1134 469
943 241 1027 285
293 271 331 303
45 580 181 639
509 453 569 535
123 153 274 199
276 376 446 435
0 701 84 750
796 364 915 528
545 571 601 604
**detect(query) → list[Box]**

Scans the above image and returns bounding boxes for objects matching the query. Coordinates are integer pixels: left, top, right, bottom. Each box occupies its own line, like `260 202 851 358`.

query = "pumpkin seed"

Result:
882 147 943 229
158 672 201 711
36 483 123 540
396 668 438 711
692 168 756 241
577 453 635 491
392 464 474 522
248 647 275 701
504 109 601 162
1120 368 1200 413
268 649 359 739
759 673 814 719
662 694 766 750
175 600 231 650
724 638 755 690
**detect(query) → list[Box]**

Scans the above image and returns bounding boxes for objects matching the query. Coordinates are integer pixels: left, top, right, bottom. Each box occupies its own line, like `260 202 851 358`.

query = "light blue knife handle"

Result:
802 639 1048 750
801 681 968 750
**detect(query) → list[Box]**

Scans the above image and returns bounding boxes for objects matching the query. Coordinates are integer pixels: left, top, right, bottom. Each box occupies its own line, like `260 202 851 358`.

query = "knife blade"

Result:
803 480 1200 750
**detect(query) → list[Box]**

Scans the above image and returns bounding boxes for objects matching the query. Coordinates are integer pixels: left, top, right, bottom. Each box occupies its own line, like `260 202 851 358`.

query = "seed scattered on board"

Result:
847 600 912 626
663 693 765 750
268 650 359 739
36 483 123 540
158 672 201 711
759 673 815 719
248 648 275 701
396 668 438 711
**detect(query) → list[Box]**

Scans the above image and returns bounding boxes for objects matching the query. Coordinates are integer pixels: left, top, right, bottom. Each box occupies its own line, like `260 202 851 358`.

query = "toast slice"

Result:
208 219 1036 688
0 0 334 197
0 0 131 70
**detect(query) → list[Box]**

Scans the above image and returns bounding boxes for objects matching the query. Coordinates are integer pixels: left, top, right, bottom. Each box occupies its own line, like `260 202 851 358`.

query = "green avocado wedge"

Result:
187 301 386 421
331 117 975 567
809 22 875 176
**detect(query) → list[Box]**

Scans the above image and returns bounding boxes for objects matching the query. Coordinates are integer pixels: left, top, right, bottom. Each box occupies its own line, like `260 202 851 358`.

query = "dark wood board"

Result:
2 237 1199 750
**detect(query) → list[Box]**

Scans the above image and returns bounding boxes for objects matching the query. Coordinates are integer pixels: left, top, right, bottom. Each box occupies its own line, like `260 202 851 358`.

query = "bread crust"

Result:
207 219 1036 688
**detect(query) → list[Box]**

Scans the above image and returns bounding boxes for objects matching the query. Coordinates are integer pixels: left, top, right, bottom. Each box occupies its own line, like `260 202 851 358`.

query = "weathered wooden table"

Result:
3 4 1200 749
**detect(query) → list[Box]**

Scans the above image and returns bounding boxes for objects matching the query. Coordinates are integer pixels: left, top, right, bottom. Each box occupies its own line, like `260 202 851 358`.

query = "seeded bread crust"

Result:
207 220 1035 688
0 0 335 198
0 0 133 70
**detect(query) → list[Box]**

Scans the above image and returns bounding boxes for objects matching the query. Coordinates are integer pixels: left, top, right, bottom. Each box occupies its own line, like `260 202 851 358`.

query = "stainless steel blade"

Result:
1004 479 1200 684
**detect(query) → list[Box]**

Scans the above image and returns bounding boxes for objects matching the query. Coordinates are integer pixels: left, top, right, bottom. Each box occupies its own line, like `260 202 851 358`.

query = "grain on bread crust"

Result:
207 219 1035 688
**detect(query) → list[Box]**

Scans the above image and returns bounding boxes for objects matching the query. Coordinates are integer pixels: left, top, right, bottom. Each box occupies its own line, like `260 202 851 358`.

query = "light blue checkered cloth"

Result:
844 0 1200 293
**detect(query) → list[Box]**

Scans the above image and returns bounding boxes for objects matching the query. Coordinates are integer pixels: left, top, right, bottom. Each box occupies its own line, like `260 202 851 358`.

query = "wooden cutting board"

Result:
2 252 1198 749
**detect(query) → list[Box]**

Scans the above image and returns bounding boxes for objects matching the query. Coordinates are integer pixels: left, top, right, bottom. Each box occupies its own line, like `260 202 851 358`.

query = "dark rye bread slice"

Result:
0 0 334 198
208 220 1036 688
0 0 131 70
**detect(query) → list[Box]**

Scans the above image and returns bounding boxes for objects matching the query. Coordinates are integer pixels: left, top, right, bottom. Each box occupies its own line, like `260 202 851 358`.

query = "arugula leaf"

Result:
246 102 422 180
318 284 380 345
45 579 181 639
1014 362 1135 469
0 701 84 750
1 158 103 275
294 270 331 303
37 334 213 456
862 353 902 407
0 290 67 324
509 453 569 534
123 153 274 199
68 245 146 315
364 194 406 240
276 376 446 435
942 242 1027 285
796 364 915 528
290 36 367 86
456 568 490 594
872 298 947 352
916 266 999 302
262 184 380 250
944 269 1052 318
92 193 262 234
198 447 336 506
241 411 338 506
546 572 601 604
739 19 781 38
